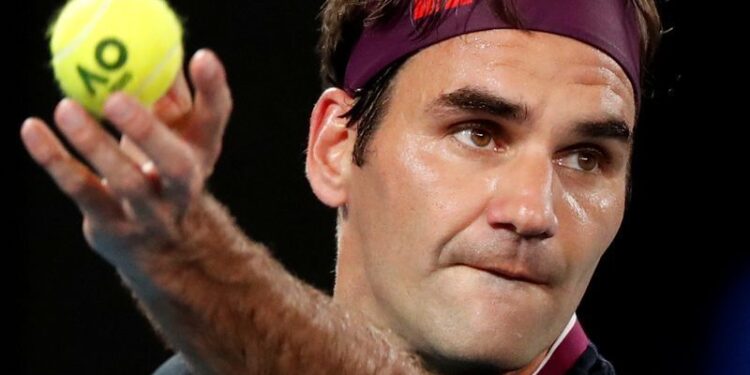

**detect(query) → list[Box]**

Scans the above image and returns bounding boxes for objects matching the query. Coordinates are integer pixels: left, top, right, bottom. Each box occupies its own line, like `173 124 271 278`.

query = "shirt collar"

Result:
532 314 591 375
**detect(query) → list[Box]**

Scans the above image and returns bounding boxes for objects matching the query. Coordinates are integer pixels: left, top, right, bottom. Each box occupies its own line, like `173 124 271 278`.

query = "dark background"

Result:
13 1 747 374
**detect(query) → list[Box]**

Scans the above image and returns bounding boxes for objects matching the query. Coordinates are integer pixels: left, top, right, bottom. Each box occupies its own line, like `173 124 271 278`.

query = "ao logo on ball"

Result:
49 0 184 117
77 37 133 96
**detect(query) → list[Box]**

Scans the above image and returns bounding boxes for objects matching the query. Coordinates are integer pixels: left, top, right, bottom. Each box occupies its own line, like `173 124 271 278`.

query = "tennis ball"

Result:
49 0 184 118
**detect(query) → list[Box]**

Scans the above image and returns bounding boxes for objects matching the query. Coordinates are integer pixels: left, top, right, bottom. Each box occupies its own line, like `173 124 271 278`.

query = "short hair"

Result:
317 0 663 204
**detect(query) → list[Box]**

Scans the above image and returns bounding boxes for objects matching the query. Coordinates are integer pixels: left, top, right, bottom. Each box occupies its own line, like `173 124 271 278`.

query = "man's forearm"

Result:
117 192 426 374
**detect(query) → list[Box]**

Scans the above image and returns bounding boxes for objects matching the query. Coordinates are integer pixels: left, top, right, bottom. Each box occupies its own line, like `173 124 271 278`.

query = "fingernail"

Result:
105 93 134 123
21 120 42 149
196 49 218 79
58 100 86 132
21 120 51 161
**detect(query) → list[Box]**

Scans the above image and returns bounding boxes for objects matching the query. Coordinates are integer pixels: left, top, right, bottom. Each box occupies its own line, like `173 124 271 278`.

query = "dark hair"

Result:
319 1 523 164
317 0 663 202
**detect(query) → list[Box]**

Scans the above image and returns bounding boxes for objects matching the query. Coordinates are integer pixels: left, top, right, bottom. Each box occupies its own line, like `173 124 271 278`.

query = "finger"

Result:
54 99 168 225
186 49 233 158
107 159 172 239
118 137 166 196
103 93 202 206
152 68 193 127
20 117 124 221
140 161 163 195
120 135 150 165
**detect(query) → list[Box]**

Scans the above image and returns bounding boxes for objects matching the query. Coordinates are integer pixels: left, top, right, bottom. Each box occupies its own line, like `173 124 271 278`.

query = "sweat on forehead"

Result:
345 0 642 109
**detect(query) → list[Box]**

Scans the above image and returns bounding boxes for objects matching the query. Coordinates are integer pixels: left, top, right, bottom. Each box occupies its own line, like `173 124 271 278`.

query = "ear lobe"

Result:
305 87 356 208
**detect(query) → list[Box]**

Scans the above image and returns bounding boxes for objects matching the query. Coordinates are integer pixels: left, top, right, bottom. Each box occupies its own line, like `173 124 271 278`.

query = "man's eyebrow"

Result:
428 86 632 146
428 86 529 121
575 119 632 147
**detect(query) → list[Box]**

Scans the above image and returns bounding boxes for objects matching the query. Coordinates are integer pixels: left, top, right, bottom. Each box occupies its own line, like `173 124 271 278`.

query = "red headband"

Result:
344 0 642 109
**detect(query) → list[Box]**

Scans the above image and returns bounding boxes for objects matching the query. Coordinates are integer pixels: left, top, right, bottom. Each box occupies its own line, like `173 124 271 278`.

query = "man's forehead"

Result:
443 30 632 94
402 29 637 127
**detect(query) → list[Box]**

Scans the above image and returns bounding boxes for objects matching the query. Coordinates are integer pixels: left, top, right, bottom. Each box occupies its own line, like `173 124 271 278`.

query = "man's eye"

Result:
556 149 604 173
453 126 497 150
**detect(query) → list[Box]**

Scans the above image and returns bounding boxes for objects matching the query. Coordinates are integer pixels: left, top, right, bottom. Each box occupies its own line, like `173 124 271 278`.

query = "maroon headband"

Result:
344 0 642 109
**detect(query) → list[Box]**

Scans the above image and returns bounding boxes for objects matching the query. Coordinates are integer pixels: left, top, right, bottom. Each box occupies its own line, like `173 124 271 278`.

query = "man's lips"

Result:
458 263 546 285
441 239 559 286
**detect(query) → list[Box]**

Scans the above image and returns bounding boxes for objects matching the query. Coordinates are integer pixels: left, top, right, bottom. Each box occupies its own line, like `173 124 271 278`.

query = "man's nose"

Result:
485 149 559 240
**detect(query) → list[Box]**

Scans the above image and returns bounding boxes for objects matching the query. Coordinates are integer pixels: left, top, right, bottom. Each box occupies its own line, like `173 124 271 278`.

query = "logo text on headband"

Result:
413 0 474 20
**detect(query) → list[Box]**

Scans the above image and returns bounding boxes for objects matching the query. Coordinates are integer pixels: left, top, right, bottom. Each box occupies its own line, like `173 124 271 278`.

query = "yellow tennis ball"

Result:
49 0 184 118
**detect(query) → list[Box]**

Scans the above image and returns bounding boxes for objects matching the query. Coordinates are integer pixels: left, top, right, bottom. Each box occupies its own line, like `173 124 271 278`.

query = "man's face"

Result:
334 29 635 370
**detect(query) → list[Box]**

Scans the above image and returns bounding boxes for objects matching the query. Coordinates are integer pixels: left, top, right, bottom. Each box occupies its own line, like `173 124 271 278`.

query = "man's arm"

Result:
20 49 426 375
120 192 426 374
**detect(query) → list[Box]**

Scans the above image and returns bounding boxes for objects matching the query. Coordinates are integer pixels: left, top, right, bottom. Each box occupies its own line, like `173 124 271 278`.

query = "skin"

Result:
20 50 229 278
19 27 636 375
21 49 428 374
307 29 636 373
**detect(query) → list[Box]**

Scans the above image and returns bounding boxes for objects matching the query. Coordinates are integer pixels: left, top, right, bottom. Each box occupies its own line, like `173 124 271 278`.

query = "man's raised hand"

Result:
20 49 232 276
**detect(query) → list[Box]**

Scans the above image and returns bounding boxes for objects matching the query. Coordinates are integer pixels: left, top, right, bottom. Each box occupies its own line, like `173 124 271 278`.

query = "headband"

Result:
344 0 642 109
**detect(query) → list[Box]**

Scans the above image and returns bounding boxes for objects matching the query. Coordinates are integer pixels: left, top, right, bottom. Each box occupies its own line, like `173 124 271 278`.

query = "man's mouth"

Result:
459 263 546 285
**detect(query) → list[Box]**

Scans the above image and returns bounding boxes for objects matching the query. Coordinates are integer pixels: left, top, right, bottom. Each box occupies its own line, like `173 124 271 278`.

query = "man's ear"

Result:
305 87 356 208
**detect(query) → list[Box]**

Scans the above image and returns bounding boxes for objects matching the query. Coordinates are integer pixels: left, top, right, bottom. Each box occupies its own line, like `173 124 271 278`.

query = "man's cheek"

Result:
583 185 626 238
562 187 624 249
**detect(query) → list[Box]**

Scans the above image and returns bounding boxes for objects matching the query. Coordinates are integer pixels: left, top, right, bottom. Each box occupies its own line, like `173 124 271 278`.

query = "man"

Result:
20 0 661 374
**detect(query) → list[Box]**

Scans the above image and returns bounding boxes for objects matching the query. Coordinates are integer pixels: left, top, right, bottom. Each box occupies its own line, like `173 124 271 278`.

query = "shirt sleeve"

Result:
152 353 193 375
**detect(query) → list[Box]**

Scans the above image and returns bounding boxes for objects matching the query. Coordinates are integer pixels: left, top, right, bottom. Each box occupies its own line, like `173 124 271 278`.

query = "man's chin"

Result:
409 309 551 373
430 266 559 336
412 272 562 372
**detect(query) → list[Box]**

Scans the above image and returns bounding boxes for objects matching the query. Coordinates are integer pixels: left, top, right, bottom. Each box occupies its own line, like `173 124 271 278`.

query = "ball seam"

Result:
134 42 182 98
52 0 114 64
